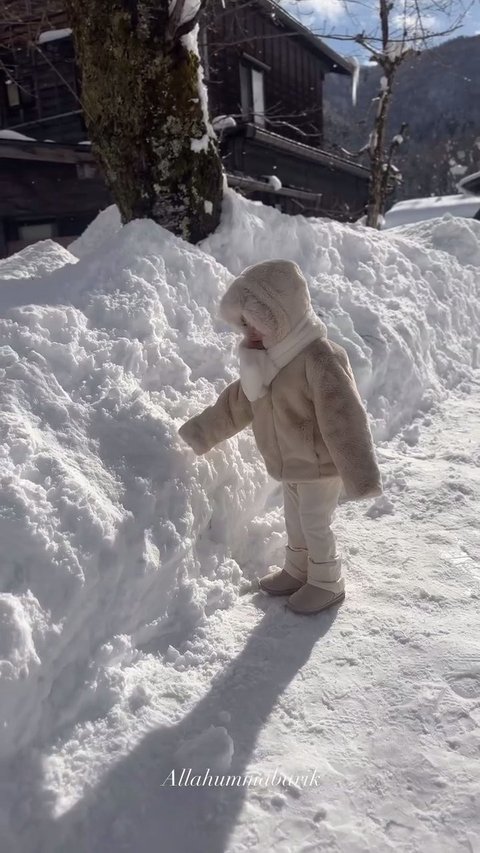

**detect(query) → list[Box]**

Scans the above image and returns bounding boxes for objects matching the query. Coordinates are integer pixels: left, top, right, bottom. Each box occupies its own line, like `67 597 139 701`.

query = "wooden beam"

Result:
0 141 94 164
244 124 371 180
227 172 322 203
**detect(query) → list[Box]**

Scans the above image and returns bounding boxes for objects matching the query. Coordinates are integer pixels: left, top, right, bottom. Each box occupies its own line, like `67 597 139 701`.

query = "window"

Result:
6 79 20 108
251 68 265 127
18 222 57 241
76 162 98 180
3 75 35 116
240 62 266 126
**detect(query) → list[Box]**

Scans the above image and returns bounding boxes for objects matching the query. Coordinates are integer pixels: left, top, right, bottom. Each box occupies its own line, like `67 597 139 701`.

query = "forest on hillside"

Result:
324 35 480 202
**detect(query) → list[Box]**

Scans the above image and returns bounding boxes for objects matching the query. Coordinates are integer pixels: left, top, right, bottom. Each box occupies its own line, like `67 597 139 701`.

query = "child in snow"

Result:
179 260 382 615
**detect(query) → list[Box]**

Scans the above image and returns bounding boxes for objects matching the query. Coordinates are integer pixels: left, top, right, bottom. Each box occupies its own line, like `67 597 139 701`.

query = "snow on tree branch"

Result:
167 0 205 41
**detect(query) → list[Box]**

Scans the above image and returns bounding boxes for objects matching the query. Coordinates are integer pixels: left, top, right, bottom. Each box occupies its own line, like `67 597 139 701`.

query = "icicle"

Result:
351 56 360 107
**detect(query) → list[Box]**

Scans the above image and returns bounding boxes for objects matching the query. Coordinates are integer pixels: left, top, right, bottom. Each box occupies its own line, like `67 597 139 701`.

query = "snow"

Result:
174 725 234 773
0 129 35 142
0 215 268 767
450 163 468 177
169 0 201 27
265 175 282 191
385 194 480 227
449 158 468 178
204 192 479 435
385 39 410 60
0 240 77 281
182 24 216 150
70 206 122 259
190 133 210 153
37 28 72 45
1 189 480 851
212 115 237 131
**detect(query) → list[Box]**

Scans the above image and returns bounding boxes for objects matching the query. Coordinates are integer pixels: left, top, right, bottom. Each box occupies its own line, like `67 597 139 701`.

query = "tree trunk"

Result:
65 0 223 243
365 74 393 229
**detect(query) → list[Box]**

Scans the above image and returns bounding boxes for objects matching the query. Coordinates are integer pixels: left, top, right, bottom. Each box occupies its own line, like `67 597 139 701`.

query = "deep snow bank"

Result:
0 191 479 761
0 219 268 760
0 239 77 280
204 192 480 437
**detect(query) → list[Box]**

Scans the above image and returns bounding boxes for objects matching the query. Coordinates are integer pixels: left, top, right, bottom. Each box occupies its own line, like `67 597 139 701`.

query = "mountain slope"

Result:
325 35 480 200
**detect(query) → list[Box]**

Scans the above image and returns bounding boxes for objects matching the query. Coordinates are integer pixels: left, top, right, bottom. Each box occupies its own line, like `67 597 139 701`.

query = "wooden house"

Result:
204 0 370 218
0 0 370 257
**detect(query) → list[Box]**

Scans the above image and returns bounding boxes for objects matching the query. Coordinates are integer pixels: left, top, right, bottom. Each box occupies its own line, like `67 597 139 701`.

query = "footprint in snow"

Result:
446 672 480 700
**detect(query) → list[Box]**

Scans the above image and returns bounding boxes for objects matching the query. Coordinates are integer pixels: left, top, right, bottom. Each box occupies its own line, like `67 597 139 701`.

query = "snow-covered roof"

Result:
384 194 480 227
37 28 72 45
0 129 34 142
212 115 237 131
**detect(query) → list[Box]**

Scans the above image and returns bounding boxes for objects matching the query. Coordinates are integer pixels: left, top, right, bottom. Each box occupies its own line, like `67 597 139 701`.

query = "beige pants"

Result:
283 478 344 594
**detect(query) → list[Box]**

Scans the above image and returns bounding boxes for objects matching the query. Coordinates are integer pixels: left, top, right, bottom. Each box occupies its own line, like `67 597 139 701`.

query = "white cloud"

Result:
391 12 441 42
283 0 346 25
392 11 439 37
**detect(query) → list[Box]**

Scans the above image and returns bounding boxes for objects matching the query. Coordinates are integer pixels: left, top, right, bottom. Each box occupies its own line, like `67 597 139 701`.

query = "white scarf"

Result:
239 310 326 402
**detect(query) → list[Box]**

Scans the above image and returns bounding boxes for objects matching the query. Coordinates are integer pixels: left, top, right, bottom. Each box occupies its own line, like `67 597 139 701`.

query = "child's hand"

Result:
178 418 209 455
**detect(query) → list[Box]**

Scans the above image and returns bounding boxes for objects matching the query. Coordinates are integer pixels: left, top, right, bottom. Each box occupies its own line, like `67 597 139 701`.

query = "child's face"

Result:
241 318 265 350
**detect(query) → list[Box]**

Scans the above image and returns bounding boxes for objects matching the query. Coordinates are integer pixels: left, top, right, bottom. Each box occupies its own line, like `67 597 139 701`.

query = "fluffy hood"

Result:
219 260 325 347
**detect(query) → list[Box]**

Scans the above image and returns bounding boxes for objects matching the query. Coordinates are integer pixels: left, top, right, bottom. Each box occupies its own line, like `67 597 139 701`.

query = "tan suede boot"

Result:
259 568 305 596
286 583 345 614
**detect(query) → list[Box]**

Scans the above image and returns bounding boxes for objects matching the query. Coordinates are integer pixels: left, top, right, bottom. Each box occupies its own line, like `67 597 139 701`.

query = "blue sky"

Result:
284 0 480 60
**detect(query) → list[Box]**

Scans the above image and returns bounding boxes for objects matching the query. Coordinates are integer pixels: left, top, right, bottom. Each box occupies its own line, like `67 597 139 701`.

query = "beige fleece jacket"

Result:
179 260 382 501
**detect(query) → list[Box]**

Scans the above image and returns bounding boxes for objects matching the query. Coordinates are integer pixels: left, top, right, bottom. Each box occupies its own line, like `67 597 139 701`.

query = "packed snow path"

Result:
9 382 479 853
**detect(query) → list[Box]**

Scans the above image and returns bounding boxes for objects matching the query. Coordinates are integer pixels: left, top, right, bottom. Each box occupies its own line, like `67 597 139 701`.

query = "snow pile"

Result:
203 191 480 437
70 206 122 259
0 240 77 280
1 190 479 764
212 115 237 131
384 194 480 227
37 28 72 45
0 219 270 760
265 175 282 191
0 129 35 142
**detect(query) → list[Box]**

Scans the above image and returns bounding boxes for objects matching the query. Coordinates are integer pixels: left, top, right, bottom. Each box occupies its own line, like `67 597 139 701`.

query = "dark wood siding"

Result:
0 1 68 47
0 0 368 257
222 130 368 220
0 35 85 142
0 156 110 219
205 1 326 147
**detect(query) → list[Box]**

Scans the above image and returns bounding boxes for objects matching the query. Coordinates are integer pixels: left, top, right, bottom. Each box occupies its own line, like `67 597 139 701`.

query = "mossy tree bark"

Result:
65 0 223 242
365 68 395 229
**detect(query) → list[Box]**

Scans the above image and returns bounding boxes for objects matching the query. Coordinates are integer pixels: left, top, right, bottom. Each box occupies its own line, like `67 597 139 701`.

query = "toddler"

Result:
179 260 382 614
